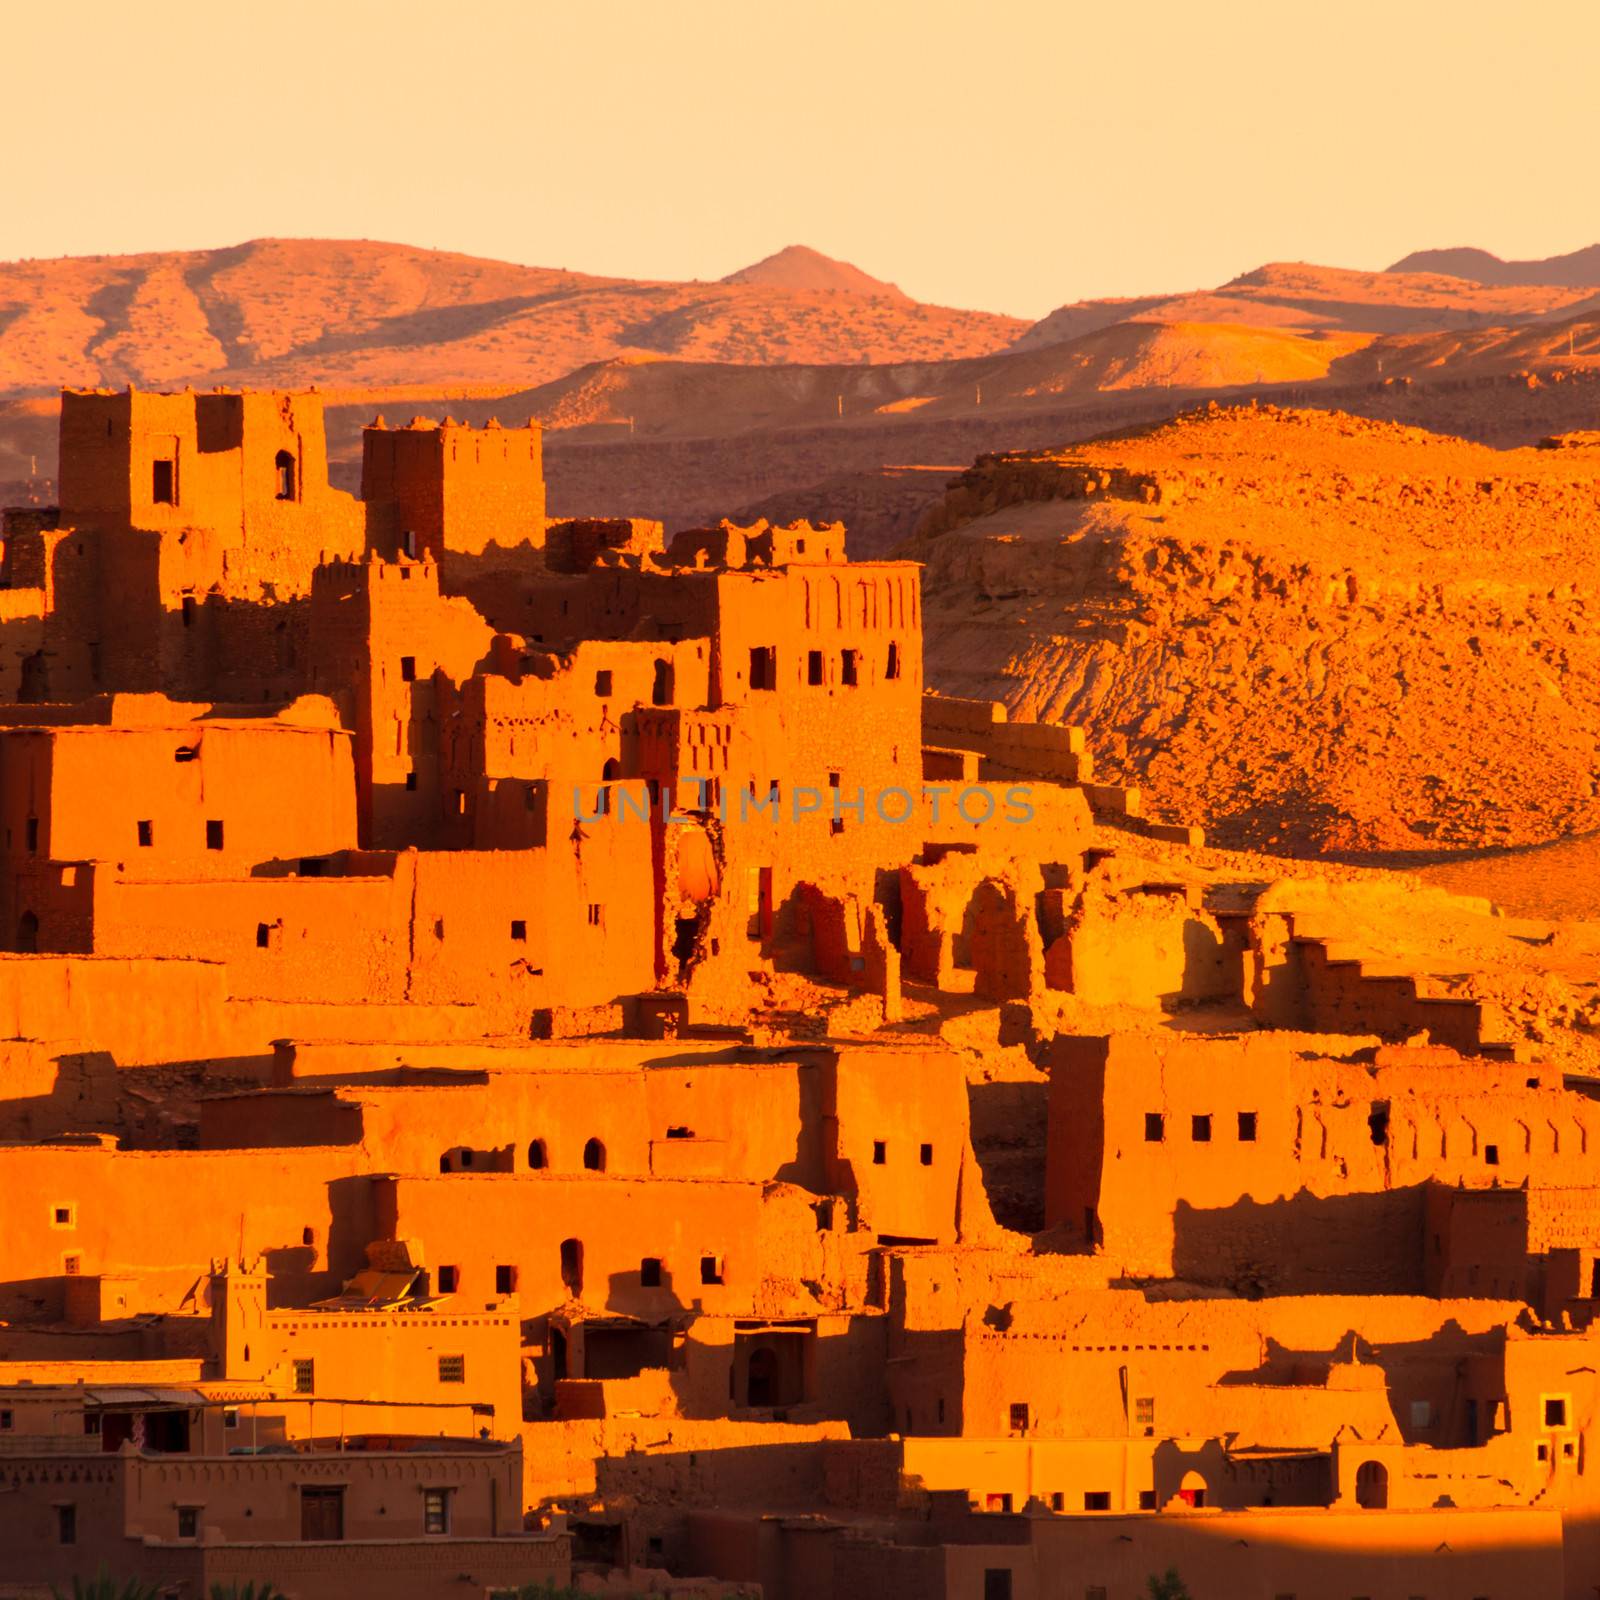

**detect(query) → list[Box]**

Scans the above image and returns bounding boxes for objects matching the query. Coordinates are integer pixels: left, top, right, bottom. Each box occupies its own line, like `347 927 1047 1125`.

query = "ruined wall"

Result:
0 1143 372 1318
374 1172 855 1326
1045 1033 1598 1288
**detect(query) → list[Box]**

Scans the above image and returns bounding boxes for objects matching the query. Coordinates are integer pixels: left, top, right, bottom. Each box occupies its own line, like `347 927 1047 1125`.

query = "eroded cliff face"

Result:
915 405 1600 856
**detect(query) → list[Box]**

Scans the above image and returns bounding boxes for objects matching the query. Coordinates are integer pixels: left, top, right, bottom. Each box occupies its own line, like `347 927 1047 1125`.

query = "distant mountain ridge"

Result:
0 237 1022 397
1385 244 1600 288
1013 261 1597 349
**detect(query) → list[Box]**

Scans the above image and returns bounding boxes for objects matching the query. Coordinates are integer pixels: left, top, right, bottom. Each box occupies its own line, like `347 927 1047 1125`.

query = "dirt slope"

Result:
0 238 1023 397
1328 311 1600 383
912 405 1600 860
355 320 1369 444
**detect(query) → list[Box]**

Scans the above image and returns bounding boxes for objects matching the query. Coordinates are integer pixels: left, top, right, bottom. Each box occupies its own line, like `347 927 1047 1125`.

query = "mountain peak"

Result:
720 244 908 300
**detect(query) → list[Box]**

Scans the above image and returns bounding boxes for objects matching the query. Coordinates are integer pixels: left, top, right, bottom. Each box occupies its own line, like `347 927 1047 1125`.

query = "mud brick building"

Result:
0 388 1595 1599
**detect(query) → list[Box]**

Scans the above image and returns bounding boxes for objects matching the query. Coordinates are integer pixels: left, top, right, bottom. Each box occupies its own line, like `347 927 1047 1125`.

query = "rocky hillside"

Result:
912 405 1600 859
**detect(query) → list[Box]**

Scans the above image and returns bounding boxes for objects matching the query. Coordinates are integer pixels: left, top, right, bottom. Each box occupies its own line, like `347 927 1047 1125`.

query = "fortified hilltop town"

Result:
0 386 1599 1600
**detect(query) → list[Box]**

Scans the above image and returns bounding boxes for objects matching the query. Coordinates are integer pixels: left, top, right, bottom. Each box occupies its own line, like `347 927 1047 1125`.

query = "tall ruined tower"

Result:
208 1257 269 1382
361 415 545 561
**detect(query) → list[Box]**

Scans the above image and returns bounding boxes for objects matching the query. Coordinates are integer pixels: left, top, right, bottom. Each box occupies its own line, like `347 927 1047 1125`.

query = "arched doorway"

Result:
651 659 673 706
1355 1460 1388 1508
583 1138 606 1172
18 652 48 702
1177 1470 1207 1508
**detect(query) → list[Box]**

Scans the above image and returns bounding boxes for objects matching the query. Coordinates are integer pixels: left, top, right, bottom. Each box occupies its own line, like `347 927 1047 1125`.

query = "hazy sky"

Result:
7 0 1598 318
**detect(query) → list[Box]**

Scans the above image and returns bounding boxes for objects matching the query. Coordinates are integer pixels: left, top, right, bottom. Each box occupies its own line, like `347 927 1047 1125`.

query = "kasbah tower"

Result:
0 372 1589 1600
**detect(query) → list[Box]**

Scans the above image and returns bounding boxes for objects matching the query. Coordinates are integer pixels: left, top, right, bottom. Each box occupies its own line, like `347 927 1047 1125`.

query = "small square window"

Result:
205 820 224 851
0 1410 11 1431
807 649 824 685
1083 1491 1110 1511
405 771 418 791
1135 1396 1155 1427
1191 1114 1212 1142
748 646 777 690
510 919 527 941
1485 1144 1500 1165
52 1205 75 1229
136 819 154 847
1049 1492 1064 1511
1237 1111 1257 1141
256 922 271 949
62 1253 82 1276
700 1254 724 1285
438 1354 465 1384
57 1504 76 1545
1139 1490 1156 1510
152 459 176 504
423 1487 450 1535
1008 1402 1029 1433
594 670 613 697
293 1358 315 1395
437 1265 459 1293
587 904 603 927
920 1142 934 1166
872 1140 887 1165
640 1257 663 1287
495 1264 517 1294
399 656 416 682
841 649 859 686
223 1408 239 1430
1545 1396 1568 1428
1144 1112 1164 1142
25 816 38 852
177 1507 198 1539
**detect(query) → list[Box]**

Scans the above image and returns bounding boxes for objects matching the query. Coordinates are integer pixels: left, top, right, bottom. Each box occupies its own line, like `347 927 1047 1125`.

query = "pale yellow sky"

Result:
6 0 1598 317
